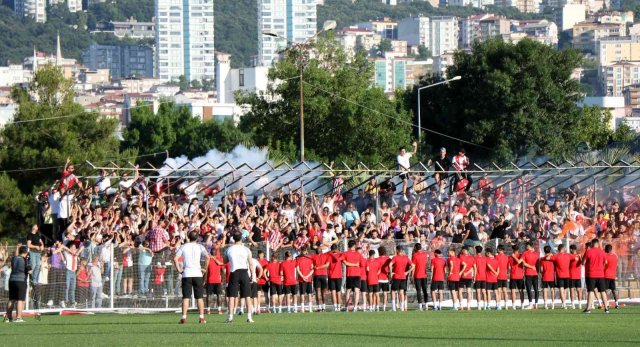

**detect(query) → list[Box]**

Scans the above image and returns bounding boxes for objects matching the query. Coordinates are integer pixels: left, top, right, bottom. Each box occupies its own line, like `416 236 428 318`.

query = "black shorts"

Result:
400 173 408 180
486 282 498 291
391 279 407 291
314 276 328 291
206 283 222 295
497 280 508 288
605 278 616 291
269 282 283 296
360 280 368 293
299 282 313 294
251 283 258 298
460 278 474 288
474 280 486 290
259 283 270 293
556 278 570 289
329 278 342 291
509 279 524 290
368 284 380 293
181 277 204 299
380 282 390 292
346 276 360 290
447 280 460 291
284 284 297 295
228 270 252 298
431 281 444 291
9 281 27 301
122 266 134 278
586 277 606 292
542 281 555 289
570 279 581 289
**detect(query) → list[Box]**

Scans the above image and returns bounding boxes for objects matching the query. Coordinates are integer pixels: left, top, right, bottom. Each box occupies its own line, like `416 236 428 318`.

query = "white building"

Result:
155 0 215 82
257 0 317 66
397 17 430 48
216 52 270 104
561 4 586 31
49 0 82 12
336 27 382 57
0 65 32 87
430 16 459 57
14 0 47 23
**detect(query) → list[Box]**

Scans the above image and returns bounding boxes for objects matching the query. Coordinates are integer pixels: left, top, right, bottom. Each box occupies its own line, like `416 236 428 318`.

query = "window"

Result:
239 69 245 87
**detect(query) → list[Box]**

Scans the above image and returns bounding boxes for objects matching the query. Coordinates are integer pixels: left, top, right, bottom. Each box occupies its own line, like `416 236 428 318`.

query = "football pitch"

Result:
2 308 640 346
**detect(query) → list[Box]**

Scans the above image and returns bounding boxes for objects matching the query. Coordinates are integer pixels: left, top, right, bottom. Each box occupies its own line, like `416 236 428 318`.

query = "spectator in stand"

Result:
397 142 418 201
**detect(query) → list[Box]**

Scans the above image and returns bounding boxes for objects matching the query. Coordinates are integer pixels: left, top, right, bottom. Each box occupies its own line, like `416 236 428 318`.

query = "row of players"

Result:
203 239 618 313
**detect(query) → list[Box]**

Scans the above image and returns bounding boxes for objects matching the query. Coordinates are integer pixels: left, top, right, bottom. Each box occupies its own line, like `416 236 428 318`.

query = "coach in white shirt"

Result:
225 233 256 323
174 231 209 324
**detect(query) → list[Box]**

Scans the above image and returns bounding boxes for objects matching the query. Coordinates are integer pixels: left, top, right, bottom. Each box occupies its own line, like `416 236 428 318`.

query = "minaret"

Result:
33 46 38 72
56 32 62 66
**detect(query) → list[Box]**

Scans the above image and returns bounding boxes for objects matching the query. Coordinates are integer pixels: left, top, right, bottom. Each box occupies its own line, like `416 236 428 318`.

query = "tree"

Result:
377 38 393 53
417 45 431 60
238 35 413 165
405 38 611 163
190 79 202 89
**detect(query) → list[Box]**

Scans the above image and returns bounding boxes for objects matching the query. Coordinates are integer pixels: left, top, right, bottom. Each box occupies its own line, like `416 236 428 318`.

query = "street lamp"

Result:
417 75 461 154
262 20 336 162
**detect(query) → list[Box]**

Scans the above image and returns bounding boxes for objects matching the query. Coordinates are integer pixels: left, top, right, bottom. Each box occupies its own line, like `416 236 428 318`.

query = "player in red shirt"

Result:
522 242 540 309
430 249 446 310
458 246 475 310
540 246 556 309
377 247 391 311
342 240 364 312
312 248 330 312
569 244 583 309
256 250 270 313
582 239 609 313
495 245 509 309
264 255 283 313
509 245 525 309
357 246 369 311
328 244 343 311
411 243 429 311
366 250 381 311
485 249 500 310
280 251 298 313
604 244 619 309
447 248 462 310
553 244 572 309
296 247 314 313
205 244 225 314
391 246 414 312
474 245 488 310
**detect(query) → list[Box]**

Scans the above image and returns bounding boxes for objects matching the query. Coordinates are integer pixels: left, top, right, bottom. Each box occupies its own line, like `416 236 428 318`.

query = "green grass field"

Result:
2 308 640 346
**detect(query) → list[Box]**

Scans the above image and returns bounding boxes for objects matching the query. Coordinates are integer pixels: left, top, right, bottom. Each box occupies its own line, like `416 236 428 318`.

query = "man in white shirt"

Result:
174 231 209 324
225 233 255 323
397 142 417 201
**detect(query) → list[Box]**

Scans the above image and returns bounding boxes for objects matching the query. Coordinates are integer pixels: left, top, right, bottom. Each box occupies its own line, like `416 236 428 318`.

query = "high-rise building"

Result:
258 0 317 66
430 16 458 57
49 0 83 12
155 0 215 82
83 44 155 79
14 0 47 23
397 17 430 48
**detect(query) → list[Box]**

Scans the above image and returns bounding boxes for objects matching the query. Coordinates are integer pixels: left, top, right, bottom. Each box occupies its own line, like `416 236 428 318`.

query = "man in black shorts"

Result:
4 246 30 323
328 244 343 311
174 232 209 324
225 233 256 323
312 248 329 312
582 239 609 314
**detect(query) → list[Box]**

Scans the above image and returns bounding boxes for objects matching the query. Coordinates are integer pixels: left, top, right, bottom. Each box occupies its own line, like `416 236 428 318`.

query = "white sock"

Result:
182 314 187 319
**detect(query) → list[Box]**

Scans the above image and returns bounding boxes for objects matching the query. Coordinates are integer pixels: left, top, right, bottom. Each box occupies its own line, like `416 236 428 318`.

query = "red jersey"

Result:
604 253 618 279
584 248 606 278
296 256 314 283
495 253 509 281
342 250 363 277
485 257 498 283
280 259 297 285
257 258 269 285
377 256 391 281
312 253 329 277
391 254 411 280
569 254 582 280
359 258 367 280
329 252 343 279
475 255 487 281
521 250 539 276
225 262 231 283
460 254 475 279
206 256 223 284
154 267 165 285
430 256 446 282
540 257 555 282
552 252 570 279
412 251 428 279
366 258 380 285
266 261 282 285
508 254 524 280
447 257 461 281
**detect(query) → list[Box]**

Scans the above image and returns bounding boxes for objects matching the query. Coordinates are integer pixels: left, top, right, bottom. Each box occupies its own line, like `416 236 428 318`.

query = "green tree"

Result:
405 38 610 163
0 174 33 240
612 123 637 143
377 38 393 53
238 35 412 165
417 45 431 60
